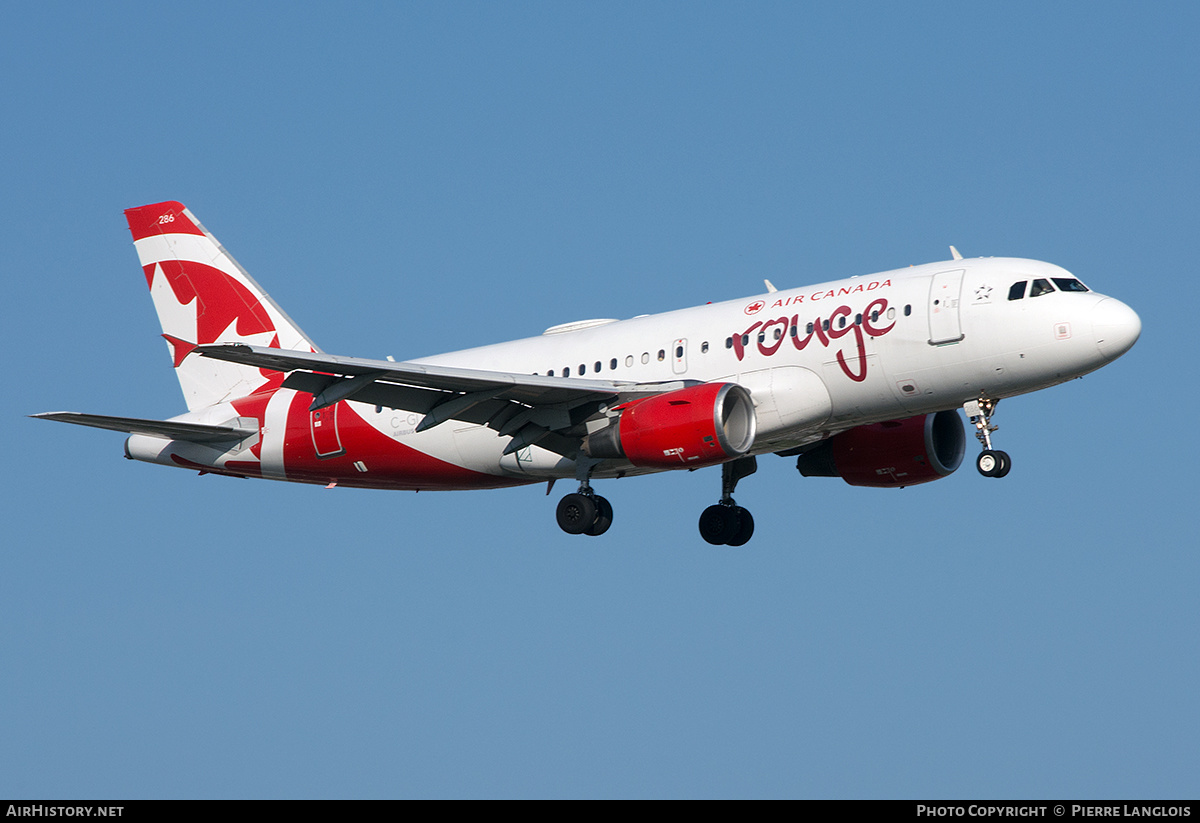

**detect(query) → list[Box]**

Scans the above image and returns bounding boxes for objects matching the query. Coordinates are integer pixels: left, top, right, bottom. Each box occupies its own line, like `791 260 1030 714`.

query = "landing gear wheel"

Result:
585 495 613 536
699 504 739 545
557 493 597 535
994 450 1012 478
726 507 754 547
698 457 759 545
977 450 1004 478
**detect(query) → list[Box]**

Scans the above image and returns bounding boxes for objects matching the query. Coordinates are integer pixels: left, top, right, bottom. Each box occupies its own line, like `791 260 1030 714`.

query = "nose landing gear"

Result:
964 397 1011 478
698 456 757 546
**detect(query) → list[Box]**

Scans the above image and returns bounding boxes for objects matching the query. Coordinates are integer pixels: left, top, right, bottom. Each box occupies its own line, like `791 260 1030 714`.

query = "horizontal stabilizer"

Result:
31 412 257 443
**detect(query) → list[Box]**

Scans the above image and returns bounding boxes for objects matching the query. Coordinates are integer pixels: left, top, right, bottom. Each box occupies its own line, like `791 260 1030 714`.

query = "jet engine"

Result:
585 382 756 469
796 410 965 487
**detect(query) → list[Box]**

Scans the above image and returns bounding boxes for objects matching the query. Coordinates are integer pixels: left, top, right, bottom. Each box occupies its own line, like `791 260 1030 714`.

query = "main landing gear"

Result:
964 396 1011 478
698 456 757 546
555 475 613 537
554 457 759 544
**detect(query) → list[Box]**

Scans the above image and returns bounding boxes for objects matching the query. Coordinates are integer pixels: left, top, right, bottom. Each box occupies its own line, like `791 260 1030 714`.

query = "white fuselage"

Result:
122 255 1139 488
379 256 1137 480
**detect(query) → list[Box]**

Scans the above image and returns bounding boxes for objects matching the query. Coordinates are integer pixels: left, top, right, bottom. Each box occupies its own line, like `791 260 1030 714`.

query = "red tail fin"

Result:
125 201 319 411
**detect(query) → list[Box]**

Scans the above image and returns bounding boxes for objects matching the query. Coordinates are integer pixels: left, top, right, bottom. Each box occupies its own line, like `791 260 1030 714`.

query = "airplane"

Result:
33 201 1141 545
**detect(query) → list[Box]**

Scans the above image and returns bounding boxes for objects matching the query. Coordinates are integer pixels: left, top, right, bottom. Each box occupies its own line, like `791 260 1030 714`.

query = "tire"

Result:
557 493 597 535
994 450 1012 478
699 504 738 545
585 495 613 536
977 450 1001 477
726 507 755 546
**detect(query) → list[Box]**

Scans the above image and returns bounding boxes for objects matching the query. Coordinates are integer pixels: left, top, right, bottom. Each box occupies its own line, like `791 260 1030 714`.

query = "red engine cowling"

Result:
796 410 965 487
585 382 756 469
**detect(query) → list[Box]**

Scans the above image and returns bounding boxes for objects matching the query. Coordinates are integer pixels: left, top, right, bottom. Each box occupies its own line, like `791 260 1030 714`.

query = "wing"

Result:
195 344 691 457
31 412 257 443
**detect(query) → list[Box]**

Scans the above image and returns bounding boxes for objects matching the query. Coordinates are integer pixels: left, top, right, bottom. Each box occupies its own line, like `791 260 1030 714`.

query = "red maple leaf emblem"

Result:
744 301 765 315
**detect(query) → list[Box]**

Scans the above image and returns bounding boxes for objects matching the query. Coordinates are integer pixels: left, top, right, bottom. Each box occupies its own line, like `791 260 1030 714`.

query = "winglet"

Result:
162 334 197 367
950 245 963 260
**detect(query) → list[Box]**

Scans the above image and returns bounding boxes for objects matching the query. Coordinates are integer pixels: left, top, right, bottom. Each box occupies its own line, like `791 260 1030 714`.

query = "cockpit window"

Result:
1052 277 1089 293
1008 281 1027 301
1029 279 1055 297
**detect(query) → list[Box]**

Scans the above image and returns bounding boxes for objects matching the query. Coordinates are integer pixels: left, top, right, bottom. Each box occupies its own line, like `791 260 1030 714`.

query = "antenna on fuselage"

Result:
764 279 778 293
950 245 963 260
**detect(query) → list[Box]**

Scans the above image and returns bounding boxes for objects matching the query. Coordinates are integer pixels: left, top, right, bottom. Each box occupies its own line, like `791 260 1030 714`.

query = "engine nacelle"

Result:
585 382 756 469
796 410 965 487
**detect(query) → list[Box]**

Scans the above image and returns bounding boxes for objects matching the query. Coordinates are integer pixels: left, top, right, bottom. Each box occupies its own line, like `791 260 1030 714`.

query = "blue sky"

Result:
3 2 1196 798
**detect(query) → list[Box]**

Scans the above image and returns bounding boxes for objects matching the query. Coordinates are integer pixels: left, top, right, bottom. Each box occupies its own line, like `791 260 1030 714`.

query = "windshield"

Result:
1052 277 1089 292
1029 279 1055 297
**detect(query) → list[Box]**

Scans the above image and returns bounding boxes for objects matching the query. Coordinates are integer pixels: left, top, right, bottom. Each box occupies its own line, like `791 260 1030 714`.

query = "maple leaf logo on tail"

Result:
124 201 320 412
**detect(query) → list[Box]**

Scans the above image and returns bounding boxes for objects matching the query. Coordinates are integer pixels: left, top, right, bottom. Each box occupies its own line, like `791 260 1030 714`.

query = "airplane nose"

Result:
1091 297 1141 361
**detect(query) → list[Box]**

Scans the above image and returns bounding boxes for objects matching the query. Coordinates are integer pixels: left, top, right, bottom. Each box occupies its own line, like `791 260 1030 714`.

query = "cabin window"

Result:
822 319 830 332
855 313 862 325
904 304 912 316
806 322 814 335
789 324 798 338
579 363 586 375
610 358 618 370
1030 279 1054 297
741 334 749 347
701 341 709 353
594 361 602 373
657 349 665 361
837 316 846 329
1053 277 1089 293
1008 281 1027 300
563 366 571 377
675 345 683 358
725 337 733 349
548 369 555 377
757 332 765 344
641 352 649 364
626 355 634 367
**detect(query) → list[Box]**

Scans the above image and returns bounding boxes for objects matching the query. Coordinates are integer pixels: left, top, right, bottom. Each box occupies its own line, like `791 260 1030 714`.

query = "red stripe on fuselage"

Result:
171 453 262 479
279 391 520 491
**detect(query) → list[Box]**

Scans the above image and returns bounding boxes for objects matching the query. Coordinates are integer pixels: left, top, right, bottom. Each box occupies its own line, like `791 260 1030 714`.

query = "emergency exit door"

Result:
310 403 346 459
